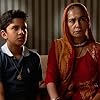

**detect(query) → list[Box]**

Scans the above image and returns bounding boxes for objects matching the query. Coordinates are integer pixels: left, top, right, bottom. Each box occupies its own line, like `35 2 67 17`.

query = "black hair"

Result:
0 9 27 30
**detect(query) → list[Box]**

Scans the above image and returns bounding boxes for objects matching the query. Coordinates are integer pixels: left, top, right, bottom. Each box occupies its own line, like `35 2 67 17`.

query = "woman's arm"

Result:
47 82 59 100
45 42 60 100
0 82 5 100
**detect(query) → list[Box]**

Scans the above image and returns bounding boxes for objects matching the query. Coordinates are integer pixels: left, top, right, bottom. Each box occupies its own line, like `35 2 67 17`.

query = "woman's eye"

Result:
80 18 85 21
80 17 88 22
68 19 75 24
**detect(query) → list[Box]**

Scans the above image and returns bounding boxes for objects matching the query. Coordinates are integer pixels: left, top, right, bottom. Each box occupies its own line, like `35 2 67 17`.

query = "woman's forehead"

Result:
67 6 87 17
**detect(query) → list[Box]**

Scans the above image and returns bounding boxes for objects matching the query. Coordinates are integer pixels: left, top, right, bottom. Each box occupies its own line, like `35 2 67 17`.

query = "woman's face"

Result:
67 7 89 39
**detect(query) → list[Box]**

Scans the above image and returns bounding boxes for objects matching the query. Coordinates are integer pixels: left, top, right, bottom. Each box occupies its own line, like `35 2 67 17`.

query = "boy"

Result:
0 10 42 100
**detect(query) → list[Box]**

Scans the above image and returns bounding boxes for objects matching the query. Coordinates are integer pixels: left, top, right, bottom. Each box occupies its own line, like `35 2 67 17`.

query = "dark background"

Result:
0 0 100 54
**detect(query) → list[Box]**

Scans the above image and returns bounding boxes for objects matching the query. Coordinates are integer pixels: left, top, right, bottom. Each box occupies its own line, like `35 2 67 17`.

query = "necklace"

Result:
76 47 84 58
73 40 88 47
11 58 23 80
17 66 23 80
77 48 83 57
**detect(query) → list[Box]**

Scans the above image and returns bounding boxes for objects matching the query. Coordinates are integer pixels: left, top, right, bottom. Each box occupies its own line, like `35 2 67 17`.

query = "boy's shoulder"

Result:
0 48 6 65
0 48 4 56
28 49 40 59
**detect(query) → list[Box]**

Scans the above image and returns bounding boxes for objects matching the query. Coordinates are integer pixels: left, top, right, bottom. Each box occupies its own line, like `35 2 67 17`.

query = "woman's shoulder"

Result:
88 42 100 49
95 42 100 50
54 38 64 46
95 42 100 46
54 38 63 42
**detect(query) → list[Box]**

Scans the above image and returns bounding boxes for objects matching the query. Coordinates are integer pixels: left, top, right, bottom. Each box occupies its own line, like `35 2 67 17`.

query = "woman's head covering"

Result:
62 2 94 45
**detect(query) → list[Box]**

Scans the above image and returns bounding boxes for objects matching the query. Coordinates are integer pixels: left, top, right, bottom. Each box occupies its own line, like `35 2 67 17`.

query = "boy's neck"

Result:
7 43 23 59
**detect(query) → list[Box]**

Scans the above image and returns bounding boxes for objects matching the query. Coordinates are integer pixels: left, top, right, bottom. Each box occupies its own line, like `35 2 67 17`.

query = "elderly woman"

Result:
45 3 100 100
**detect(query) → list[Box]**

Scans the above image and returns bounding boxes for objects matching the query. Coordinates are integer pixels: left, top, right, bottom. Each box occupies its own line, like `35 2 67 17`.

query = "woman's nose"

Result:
75 20 80 27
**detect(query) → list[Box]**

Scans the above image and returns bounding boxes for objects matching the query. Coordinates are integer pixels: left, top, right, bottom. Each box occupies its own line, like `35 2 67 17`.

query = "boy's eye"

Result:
12 26 19 30
22 26 27 30
11 25 27 32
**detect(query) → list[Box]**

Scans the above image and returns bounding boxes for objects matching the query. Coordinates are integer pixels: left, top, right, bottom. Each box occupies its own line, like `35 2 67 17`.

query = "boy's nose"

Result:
18 29 25 35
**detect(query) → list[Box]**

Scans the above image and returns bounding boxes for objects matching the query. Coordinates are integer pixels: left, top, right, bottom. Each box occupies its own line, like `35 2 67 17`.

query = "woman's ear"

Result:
0 30 8 40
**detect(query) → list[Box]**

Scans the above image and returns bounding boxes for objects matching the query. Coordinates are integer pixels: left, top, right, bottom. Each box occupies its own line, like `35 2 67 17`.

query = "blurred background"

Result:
0 0 100 54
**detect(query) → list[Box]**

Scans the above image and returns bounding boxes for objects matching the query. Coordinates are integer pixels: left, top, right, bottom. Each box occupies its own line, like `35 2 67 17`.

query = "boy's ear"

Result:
0 30 8 40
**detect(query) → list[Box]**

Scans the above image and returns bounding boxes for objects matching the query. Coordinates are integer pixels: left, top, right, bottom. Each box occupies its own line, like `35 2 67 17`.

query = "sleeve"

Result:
38 62 43 81
45 41 59 85
30 50 43 82
0 65 2 81
97 49 100 93
0 51 3 81
35 52 43 82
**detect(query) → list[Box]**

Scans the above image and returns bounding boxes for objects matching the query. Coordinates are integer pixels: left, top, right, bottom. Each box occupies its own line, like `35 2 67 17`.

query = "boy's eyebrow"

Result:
11 25 27 30
10 24 19 28
10 24 26 27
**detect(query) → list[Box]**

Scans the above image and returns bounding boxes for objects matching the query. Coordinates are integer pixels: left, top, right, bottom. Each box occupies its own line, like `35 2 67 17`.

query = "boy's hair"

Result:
0 9 27 30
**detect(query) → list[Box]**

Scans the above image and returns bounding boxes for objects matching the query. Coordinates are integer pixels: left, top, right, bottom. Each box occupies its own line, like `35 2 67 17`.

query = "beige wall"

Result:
0 0 100 54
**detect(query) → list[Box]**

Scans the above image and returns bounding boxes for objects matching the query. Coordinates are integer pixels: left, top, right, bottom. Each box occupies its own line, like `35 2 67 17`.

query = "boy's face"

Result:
1 18 28 47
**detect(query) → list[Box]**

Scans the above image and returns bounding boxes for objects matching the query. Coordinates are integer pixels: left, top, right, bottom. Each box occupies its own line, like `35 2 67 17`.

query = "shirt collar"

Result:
1 42 30 57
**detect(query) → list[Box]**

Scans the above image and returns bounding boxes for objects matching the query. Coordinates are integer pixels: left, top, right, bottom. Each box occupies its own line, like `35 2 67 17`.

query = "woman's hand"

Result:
92 93 100 100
